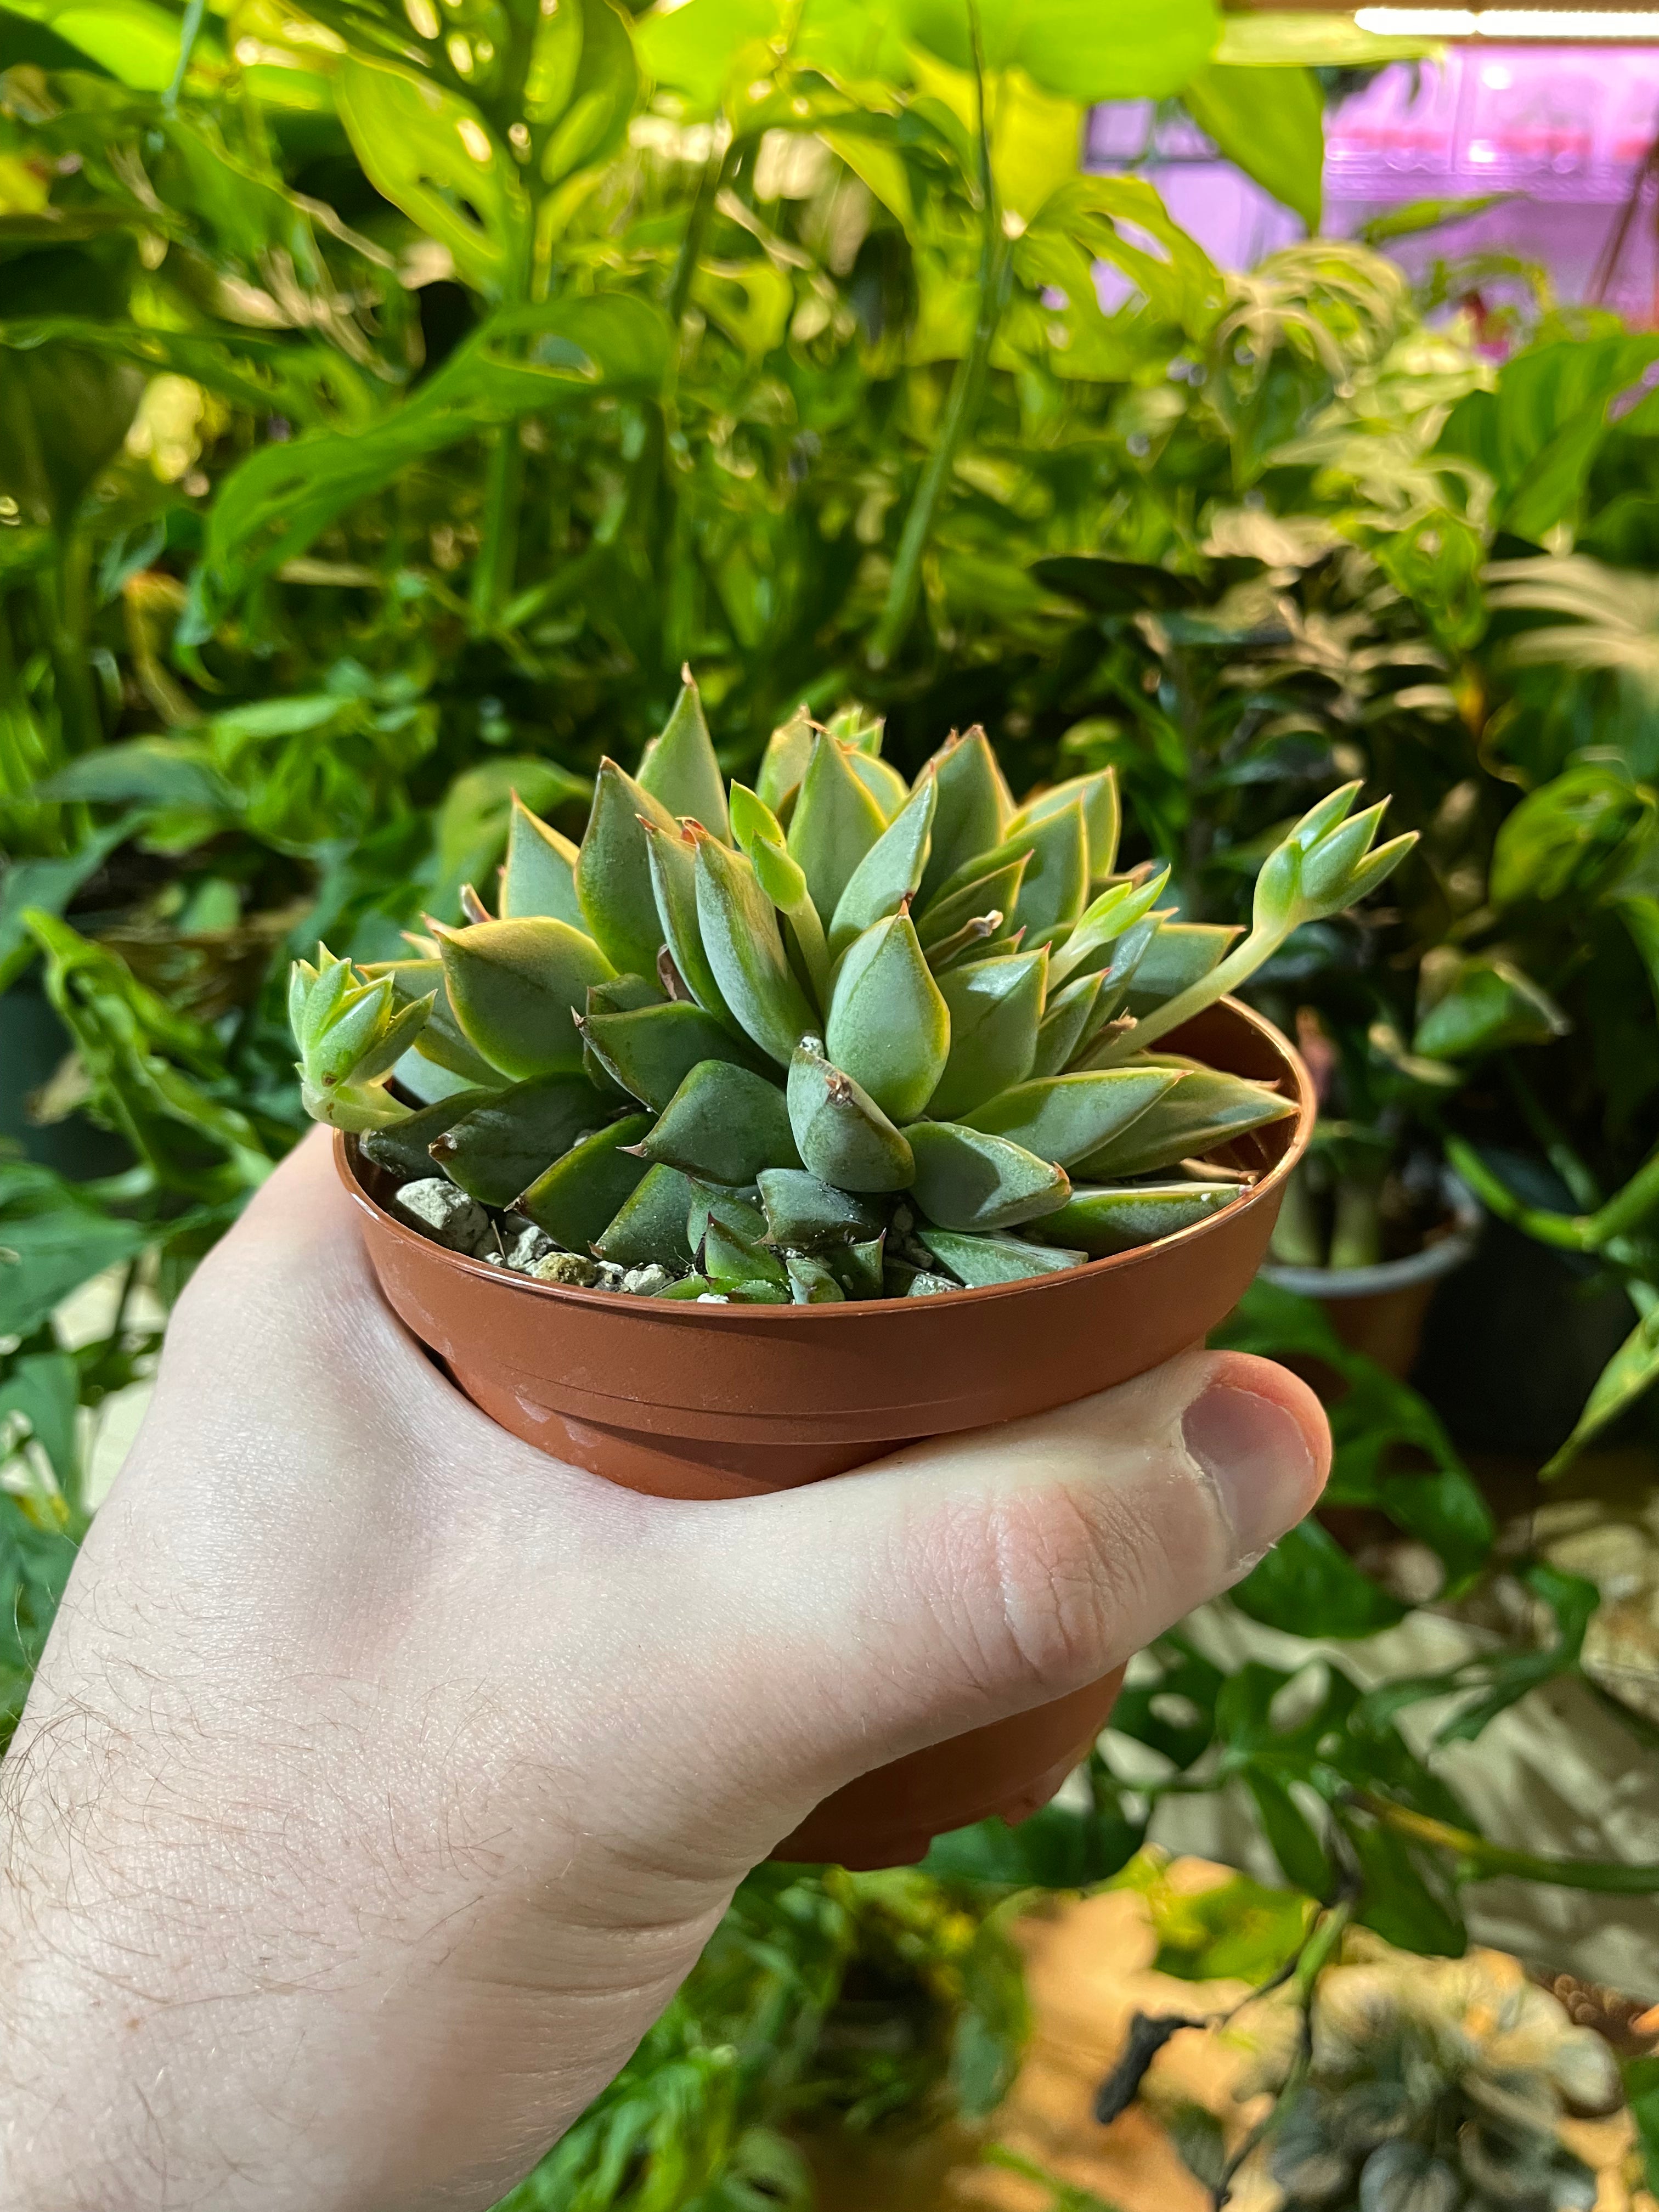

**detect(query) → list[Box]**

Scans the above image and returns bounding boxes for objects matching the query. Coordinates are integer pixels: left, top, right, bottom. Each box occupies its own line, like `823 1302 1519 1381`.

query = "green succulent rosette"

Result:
290 675 1414 1301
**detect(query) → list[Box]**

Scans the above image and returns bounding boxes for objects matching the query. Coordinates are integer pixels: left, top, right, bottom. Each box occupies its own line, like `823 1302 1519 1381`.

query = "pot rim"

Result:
337 995 1314 1322
1257 1164 1482 1301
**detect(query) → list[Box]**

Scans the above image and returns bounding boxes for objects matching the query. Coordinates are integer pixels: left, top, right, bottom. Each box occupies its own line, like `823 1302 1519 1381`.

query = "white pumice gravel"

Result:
501 1223 556 1272
392 1177 493 1255
619 1264 674 1296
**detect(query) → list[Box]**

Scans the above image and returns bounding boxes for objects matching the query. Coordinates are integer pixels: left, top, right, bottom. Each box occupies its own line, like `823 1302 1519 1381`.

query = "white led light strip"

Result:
1356 5 1659 31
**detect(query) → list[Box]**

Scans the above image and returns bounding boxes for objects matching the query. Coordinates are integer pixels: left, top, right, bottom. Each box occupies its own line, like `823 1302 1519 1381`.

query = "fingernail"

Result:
1182 1380 1318 1570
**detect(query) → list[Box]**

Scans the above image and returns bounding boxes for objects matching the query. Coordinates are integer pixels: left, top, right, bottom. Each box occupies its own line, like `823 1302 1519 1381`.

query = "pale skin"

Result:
0 1130 1329 2212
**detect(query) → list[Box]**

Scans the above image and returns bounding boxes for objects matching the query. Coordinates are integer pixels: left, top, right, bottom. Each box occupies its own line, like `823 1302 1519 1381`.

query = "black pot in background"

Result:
0 981 131 1182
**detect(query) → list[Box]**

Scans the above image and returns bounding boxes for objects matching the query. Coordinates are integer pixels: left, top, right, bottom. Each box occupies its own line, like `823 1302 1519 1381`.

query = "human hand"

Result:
0 1130 1327 2212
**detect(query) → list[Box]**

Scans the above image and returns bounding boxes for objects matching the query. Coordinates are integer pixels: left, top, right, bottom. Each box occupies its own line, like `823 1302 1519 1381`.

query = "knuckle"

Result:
910 1479 1158 1702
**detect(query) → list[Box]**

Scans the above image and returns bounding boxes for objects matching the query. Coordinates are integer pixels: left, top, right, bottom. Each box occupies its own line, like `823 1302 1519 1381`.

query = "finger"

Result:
673 1347 1328 1840
139 1127 532 1503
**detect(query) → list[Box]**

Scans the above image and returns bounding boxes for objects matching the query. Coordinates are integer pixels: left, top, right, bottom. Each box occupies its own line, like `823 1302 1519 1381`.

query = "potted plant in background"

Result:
285 672 1416 1864
1257 1006 1482 1380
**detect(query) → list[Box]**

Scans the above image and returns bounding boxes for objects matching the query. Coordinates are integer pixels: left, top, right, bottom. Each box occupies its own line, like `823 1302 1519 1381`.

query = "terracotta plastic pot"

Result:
338 997 1314 1867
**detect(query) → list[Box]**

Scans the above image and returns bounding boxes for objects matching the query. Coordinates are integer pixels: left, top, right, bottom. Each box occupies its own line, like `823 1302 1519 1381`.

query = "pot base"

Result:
771 1675 1124 1868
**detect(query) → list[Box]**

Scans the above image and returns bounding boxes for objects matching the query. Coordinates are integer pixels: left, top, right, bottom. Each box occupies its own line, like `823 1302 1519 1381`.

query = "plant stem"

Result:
870 0 1008 669
469 421 524 634
1501 1054 1601 1212
164 0 206 110
36 534 101 755
668 140 737 337
1444 1132 1659 1254
1097 927 1288 1064
1329 1174 1383 1271
1268 1161 1324 1267
1354 1792 1659 1894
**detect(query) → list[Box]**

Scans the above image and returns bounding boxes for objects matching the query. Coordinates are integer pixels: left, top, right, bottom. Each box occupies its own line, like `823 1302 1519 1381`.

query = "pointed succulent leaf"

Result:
576 760 680 978
746 831 808 910
1007 768 1120 883
655 1275 714 1299
836 1232 886 1297
427 1075 604 1206
645 819 733 1025
299 1076 413 1133
916 855 1029 948
917 727 1013 904
1033 970 1105 1080
1293 780 1364 850
1121 921 1238 1015
899 1267 958 1296
703 1217 789 1290
1046 867 1172 989
827 778 936 958
787 731 888 921
694 831 816 1065
380 961 504 1088
637 668 729 839
918 1227 1087 1286
1342 833 1418 909
433 916 615 1080
630 1058 799 1185
307 974 393 1086
1082 912 1164 1034
756 1167 886 1248
354 991 437 1086
927 803 1088 945
825 914 949 1122
823 703 885 753
786 1253 846 1304
963 1067 1180 1168
361 1089 496 1181
582 974 661 1097
581 999 768 1111
1300 799 1390 908
786 1037 915 1192
757 704 816 814
687 1180 768 1247
724 1279 792 1304
1007 802 1090 946
906 1121 1070 1232
501 795 585 926
593 1163 696 1267
1038 1181 1240 1255
588 973 663 1014
1075 1066 1296 1179
929 951 1046 1119
848 750 908 822
747 832 831 1007
516 1114 653 1249
729 781 787 857
290 947 352 1054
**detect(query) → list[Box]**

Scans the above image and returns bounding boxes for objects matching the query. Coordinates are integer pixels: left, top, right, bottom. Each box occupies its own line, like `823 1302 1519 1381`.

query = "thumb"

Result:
682 1347 1327 1857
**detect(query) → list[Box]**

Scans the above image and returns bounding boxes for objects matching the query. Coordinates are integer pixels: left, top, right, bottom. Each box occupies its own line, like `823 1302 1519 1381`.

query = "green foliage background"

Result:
4 0 1659 2199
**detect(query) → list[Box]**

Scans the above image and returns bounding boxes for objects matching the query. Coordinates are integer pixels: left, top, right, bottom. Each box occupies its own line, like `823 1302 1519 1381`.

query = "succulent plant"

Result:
289 675 1413 1302
1255 1939 1623 2212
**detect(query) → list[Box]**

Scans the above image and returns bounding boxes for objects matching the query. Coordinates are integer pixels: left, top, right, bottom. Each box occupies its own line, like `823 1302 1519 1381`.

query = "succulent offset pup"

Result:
289 677 1413 1303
